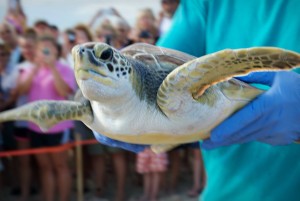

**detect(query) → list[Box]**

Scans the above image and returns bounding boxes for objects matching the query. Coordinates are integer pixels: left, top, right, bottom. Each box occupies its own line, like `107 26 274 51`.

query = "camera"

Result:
67 32 76 43
42 48 50 56
105 34 112 45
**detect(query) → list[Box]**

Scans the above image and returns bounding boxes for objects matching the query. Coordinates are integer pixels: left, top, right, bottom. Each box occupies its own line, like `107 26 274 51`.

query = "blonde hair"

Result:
137 8 156 23
74 24 94 41
96 21 118 39
134 8 158 38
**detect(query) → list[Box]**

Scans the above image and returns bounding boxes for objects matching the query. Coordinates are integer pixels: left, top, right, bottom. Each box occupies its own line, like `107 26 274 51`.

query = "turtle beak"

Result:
72 43 97 65
72 43 115 86
72 43 101 72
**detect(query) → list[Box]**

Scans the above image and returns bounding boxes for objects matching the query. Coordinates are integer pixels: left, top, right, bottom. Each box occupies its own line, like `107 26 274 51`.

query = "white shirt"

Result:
14 61 35 127
159 17 173 37
7 46 22 74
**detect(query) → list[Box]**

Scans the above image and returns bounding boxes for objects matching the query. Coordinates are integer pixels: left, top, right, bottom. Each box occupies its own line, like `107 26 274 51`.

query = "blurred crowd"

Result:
0 0 206 201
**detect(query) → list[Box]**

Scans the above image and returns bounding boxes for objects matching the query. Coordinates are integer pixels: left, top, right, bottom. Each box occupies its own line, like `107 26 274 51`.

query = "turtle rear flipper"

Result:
157 47 300 117
0 100 93 132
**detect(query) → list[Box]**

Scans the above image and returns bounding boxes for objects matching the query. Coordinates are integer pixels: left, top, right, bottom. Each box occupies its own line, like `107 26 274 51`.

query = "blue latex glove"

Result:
92 131 148 153
202 71 300 149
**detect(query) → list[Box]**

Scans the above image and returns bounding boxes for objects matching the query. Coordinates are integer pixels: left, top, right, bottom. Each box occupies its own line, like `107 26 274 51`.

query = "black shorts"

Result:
14 127 31 141
30 130 65 148
1 122 17 150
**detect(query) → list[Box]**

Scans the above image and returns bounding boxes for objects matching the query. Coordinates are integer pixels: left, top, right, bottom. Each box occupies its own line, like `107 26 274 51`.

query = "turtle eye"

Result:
100 48 113 60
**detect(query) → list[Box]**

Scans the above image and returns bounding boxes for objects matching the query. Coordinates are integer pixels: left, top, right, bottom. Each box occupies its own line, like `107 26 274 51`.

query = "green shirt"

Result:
157 0 300 200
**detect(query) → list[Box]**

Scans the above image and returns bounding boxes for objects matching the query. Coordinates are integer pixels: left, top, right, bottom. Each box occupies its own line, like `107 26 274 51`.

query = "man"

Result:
96 0 300 200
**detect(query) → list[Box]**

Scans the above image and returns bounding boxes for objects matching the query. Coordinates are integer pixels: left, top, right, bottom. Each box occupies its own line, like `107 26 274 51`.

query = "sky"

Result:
0 0 161 30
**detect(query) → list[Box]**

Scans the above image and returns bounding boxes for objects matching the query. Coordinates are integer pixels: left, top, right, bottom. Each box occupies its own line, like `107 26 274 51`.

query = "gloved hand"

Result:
92 131 148 153
202 71 300 149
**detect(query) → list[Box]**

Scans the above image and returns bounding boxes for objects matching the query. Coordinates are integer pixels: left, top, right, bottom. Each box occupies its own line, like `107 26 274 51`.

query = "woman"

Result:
129 8 159 43
14 28 38 201
19 36 75 201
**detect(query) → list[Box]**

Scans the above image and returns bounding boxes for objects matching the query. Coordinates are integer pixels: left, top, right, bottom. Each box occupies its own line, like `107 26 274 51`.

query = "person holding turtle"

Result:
87 0 300 200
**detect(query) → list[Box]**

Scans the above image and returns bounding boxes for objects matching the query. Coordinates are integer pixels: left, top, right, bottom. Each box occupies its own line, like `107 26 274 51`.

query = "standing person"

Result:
94 21 120 48
0 39 12 198
136 148 168 201
0 39 17 112
89 7 133 48
135 30 155 45
90 0 300 200
157 0 179 38
33 20 50 37
13 28 37 201
129 8 159 43
61 29 76 68
0 22 23 73
168 143 205 197
0 40 12 106
0 22 23 195
113 18 133 48
18 36 75 201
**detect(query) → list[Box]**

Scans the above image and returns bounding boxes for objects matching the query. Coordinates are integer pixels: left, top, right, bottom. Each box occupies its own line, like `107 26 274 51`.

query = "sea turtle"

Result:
0 42 299 152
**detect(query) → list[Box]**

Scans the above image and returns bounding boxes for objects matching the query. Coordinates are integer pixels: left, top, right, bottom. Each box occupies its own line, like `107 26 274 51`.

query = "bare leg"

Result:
112 152 126 201
35 153 55 201
150 172 164 201
91 154 105 197
17 140 31 201
140 173 151 201
51 151 71 201
187 148 205 197
168 150 181 193
199 149 207 189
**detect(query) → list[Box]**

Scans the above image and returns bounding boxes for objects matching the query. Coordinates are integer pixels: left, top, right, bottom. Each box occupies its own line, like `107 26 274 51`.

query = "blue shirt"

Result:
157 0 300 200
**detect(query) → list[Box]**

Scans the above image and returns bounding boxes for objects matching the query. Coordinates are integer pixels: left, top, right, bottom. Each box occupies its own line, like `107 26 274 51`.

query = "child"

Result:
136 148 168 201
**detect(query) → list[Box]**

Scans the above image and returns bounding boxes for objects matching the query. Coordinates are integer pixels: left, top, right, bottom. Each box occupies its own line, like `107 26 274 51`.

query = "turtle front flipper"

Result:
157 47 300 115
0 100 93 132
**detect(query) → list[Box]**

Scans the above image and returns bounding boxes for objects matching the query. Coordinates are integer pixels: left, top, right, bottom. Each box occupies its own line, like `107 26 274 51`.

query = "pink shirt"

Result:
25 62 76 134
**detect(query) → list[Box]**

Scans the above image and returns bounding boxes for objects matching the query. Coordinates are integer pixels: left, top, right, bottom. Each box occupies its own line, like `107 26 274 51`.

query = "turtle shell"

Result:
121 43 196 70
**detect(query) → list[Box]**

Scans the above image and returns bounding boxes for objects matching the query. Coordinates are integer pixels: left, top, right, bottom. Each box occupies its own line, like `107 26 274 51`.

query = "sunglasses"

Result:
42 48 50 56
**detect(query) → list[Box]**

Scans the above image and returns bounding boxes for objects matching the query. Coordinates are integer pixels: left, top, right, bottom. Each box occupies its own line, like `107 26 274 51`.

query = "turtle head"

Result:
72 42 134 102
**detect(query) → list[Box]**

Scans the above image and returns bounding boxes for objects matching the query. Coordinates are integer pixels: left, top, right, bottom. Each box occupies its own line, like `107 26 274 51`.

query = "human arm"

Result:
88 9 105 28
48 63 74 97
201 71 300 149
17 65 39 95
37 46 74 98
156 0 207 57
88 7 128 28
